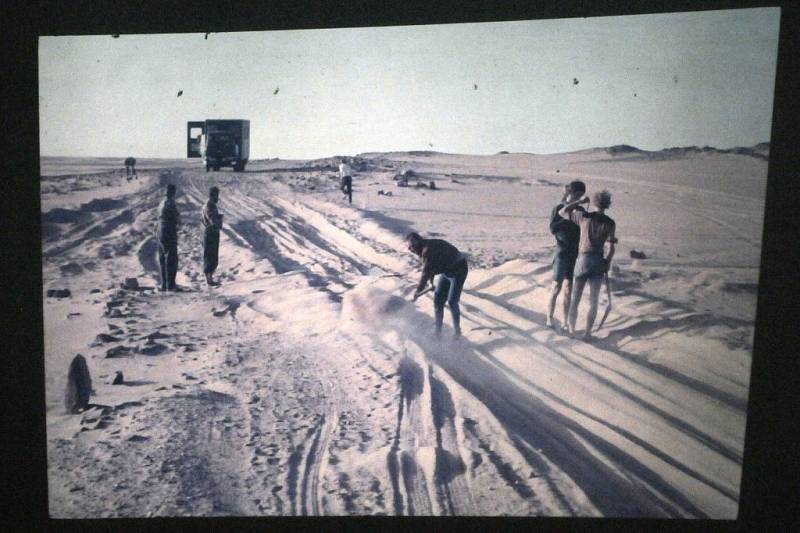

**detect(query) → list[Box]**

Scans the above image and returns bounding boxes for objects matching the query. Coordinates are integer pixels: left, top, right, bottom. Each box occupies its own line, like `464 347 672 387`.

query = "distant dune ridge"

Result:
358 142 769 160
604 143 769 161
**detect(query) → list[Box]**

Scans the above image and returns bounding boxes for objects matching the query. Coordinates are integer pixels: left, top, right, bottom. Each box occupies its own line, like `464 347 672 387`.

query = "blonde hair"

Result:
593 190 612 209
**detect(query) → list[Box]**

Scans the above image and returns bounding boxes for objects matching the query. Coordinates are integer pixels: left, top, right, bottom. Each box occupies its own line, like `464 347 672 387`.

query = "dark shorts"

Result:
552 252 577 283
574 252 606 281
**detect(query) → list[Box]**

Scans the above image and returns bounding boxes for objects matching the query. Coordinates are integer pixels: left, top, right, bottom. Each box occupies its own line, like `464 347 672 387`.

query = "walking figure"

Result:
157 184 181 291
124 157 137 180
339 159 353 204
406 232 469 339
202 186 224 286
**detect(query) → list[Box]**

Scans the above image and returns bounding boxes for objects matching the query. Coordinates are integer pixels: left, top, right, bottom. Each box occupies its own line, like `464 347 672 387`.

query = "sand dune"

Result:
41 147 764 517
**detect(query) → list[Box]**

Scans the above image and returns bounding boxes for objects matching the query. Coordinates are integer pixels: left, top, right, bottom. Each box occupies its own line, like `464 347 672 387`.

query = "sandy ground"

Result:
40 147 764 517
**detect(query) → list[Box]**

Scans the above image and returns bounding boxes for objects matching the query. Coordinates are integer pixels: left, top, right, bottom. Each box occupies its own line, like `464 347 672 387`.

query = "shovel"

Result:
595 271 612 331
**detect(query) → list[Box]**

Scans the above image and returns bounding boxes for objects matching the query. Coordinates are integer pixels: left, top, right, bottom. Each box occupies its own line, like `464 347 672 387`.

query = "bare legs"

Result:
567 277 603 341
583 278 603 341
547 280 572 330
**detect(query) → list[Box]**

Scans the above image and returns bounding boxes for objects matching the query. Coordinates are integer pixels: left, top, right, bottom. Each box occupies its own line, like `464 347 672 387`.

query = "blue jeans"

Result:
433 258 468 335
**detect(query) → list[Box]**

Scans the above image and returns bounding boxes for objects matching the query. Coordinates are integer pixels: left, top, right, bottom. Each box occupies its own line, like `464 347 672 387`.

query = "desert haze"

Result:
41 145 765 517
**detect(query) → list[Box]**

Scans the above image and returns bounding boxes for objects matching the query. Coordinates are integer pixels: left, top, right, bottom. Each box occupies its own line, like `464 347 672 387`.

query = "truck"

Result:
187 119 250 172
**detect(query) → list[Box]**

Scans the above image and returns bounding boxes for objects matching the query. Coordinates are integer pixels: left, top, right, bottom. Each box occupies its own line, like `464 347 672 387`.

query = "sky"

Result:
39 7 781 159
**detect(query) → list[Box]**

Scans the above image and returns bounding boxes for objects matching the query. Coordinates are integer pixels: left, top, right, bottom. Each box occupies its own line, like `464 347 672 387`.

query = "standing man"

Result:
560 190 617 341
406 232 469 339
124 157 137 180
546 180 587 330
339 158 353 204
202 186 224 286
157 184 180 292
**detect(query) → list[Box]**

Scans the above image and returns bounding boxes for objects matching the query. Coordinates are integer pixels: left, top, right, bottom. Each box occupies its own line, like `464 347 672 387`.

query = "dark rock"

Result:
121 278 140 290
47 289 71 298
138 343 168 356
108 323 122 332
105 345 133 358
428 181 436 190
90 288 102 294
65 354 92 414
81 197 125 212
144 331 170 341
42 208 84 224
80 405 111 424
629 250 647 259
60 263 83 276
112 371 124 385
91 333 121 346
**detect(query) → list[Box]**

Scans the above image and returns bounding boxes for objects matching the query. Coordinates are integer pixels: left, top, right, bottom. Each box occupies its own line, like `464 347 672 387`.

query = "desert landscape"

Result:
41 144 766 518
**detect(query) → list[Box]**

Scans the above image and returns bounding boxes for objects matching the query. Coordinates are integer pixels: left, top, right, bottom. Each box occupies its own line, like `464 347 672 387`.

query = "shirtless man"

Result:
559 190 617 341
546 180 586 330
406 232 469 339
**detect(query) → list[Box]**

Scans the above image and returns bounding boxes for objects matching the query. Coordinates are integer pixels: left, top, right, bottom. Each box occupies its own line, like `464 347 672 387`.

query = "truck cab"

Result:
187 119 250 172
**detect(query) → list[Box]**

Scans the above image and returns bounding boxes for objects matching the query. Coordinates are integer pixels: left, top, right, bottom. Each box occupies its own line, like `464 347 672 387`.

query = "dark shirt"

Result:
550 203 583 257
415 238 465 293
157 197 180 243
202 200 223 232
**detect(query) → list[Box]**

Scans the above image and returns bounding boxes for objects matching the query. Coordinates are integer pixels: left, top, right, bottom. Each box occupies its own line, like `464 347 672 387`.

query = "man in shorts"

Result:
546 180 587 330
559 190 617 341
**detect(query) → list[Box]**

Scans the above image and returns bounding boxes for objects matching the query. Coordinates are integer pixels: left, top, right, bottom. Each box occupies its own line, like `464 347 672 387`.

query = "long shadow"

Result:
469 339 740 503
226 219 342 302
397 319 709 517
359 209 415 240
473 328 743 467
269 203 370 276
620 288 754 329
466 296 743 465
469 289 748 416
